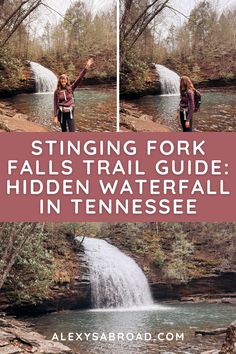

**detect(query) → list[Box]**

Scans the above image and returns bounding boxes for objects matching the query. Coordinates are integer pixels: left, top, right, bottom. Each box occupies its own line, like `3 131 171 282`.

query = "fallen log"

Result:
195 328 227 336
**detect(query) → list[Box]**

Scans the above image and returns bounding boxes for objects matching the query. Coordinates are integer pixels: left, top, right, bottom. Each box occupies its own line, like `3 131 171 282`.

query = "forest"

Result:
120 0 236 95
0 0 116 94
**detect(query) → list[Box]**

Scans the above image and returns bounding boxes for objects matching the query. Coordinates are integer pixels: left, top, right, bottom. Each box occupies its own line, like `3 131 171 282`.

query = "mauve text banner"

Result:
0 132 235 222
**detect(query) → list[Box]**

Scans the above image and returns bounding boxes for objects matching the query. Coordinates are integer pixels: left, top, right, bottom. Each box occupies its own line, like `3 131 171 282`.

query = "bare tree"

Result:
0 0 43 46
0 222 45 290
120 0 171 52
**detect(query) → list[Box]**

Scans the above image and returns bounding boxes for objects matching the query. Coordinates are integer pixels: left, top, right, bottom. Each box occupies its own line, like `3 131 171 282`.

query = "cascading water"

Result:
155 64 180 95
78 237 154 309
30 61 57 93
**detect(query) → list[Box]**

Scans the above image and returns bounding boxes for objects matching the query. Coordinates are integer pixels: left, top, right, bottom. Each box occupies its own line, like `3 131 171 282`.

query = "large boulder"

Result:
220 320 236 354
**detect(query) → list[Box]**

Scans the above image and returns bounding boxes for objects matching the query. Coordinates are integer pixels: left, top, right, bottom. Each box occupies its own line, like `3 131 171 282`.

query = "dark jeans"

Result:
58 111 76 132
180 111 192 132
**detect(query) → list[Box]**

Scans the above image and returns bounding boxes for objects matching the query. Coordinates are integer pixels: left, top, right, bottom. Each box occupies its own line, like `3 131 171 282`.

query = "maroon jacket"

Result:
179 89 195 120
54 68 87 116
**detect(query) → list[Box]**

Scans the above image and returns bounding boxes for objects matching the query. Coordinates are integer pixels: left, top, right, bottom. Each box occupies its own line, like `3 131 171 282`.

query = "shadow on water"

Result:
131 91 236 132
4 87 116 132
31 303 235 354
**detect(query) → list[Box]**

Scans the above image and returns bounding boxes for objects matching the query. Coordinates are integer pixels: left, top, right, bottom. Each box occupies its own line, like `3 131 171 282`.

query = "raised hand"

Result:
85 58 94 69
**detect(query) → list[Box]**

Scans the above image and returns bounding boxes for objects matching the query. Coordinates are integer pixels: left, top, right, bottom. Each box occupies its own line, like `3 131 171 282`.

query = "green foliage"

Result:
165 232 195 282
121 0 236 92
0 223 53 302
121 50 148 95
0 0 116 89
0 48 24 88
9 246 52 302
154 248 166 268
165 1 236 81
37 2 116 79
67 63 76 79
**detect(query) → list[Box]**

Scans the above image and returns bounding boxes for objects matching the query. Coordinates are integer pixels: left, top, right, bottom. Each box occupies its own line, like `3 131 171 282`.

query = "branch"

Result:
0 0 29 32
165 5 189 20
41 2 74 25
1 0 42 46
0 223 36 290
122 0 170 42
123 0 170 51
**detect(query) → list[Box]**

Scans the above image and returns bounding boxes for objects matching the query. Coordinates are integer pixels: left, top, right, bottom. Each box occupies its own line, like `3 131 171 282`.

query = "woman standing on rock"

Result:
54 58 93 132
178 76 196 132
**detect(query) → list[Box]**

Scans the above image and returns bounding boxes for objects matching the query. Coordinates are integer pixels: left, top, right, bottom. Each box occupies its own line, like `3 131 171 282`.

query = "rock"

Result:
12 113 29 121
0 340 9 347
195 328 227 336
38 341 73 353
0 113 49 132
0 319 15 328
120 102 171 132
220 320 236 354
0 120 11 132
221 298 236 304
18 330 73 353
0 101 49 132
150 272 236 301
0 318 73 354
0 345 22 354
12 328 47 346
201 351 220 354
0 329 15 341
14 330 72 354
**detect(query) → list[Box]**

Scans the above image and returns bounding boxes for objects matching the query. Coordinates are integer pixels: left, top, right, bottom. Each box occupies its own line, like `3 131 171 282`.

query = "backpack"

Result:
194 89 201 112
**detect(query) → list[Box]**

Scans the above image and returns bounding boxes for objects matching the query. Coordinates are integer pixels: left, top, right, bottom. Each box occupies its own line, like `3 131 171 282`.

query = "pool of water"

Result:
130 91 236 132
4 87 116 132
31 303 235 354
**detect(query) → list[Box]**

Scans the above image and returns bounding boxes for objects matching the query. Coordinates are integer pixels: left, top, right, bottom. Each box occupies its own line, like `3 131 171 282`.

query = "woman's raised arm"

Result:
71 58 94 91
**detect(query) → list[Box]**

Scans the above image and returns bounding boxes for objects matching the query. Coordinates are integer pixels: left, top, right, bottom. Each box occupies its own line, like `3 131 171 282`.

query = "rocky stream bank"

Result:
120 101 172 132
0 317 72 354
0 102 49 132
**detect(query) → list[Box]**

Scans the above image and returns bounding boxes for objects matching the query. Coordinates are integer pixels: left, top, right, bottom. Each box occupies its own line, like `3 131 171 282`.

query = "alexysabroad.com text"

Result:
52 331 185 342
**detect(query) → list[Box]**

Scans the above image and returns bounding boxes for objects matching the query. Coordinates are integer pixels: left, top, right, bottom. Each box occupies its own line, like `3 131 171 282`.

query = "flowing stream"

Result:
78 237 153 309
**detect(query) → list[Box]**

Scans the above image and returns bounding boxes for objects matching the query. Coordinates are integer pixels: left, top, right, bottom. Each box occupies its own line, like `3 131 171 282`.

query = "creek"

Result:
32 303 235 354
3 88 116 132
130 90 236 132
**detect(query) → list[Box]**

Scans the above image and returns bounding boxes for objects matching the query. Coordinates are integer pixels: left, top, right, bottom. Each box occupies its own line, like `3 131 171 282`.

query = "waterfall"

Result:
155 64 180 95
78 237 154 309
30 62 57 93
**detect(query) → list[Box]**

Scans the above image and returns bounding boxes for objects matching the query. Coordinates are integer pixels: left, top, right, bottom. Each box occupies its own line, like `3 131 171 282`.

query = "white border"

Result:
116 0 120 132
